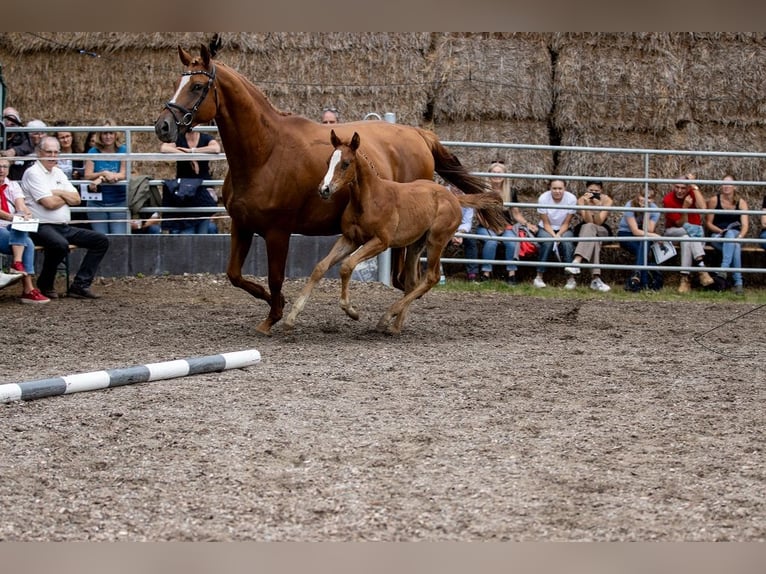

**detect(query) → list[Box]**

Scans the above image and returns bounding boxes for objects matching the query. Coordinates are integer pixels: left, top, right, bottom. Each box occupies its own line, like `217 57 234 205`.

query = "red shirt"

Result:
663 190 701 227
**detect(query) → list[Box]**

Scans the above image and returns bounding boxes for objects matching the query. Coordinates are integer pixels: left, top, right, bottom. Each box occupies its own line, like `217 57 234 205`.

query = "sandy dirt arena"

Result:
0 274 764 541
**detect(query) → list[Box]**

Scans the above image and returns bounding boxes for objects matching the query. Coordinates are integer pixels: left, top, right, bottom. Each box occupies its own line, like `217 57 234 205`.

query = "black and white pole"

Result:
0 349 261 404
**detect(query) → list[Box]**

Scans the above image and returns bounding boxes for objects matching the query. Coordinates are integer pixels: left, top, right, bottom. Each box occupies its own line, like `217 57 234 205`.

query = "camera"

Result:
590 192 601 200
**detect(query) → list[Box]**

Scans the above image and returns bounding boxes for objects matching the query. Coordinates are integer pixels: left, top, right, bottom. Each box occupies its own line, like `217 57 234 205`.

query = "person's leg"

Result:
559 229 575 263
30 225 70 293
11 231 36 277
724 229 744 287
107 209 130 235
502 229 518 275
664 226 691 275
535 228 554 279
463 236 479 278
479 228 499 277
60 226 110 290
760 230 766 252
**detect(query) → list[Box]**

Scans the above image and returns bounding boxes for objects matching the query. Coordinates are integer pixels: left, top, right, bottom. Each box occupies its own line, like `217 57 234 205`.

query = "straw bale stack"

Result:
426 32 552 122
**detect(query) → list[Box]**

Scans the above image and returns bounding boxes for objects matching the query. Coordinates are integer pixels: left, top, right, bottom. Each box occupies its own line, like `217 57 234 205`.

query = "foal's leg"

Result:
377 239 445 334
338 238 388 320
283 237 358 330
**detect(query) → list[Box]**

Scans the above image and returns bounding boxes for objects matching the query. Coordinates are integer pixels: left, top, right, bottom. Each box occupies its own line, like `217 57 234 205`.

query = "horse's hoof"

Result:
255 321 273 337
342 306 360 321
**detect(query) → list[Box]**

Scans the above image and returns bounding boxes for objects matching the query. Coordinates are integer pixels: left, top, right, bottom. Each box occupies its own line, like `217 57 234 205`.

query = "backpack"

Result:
515 224 538 258
161 178 217 232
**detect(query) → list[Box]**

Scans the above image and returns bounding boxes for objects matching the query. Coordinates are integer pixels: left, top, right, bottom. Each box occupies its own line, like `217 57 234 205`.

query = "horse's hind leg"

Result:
284 237 358 331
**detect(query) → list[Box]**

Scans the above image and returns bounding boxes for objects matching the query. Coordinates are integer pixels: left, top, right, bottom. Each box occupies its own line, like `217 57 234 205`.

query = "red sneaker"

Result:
9 261 27 275
20 288 50 304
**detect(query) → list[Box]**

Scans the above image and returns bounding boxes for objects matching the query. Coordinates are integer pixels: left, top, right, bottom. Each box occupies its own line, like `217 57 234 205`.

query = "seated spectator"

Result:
533 178 577 289
0 159 49 303
21 136 109 300
444 184 474 284
54 121 85 181
83 119 128 234
760 193 766 252
128 173 162 235
465 161 534 285
617 187 662 291
1 107 34 180
159 126 221 234
704 174 749 295
662 173 714 293
565 180 613 292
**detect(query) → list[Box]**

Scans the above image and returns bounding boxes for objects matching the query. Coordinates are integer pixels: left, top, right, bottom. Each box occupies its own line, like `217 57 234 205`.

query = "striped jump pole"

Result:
0 349 261 404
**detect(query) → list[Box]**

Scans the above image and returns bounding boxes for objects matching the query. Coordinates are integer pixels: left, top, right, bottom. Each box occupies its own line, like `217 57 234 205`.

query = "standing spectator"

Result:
21 136 109 300
565 180 613 292
533 178 577 289
662 173 714 293
159 126 221 234
466 160 532 285
617 188 662 290
1 107 34 180
704 174 749 295
0 159 49 303
320 107 340 125
83 119 128 234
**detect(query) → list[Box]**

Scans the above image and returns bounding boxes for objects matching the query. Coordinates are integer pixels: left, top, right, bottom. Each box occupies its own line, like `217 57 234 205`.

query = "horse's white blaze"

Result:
170 75 192 104
322 149 342 190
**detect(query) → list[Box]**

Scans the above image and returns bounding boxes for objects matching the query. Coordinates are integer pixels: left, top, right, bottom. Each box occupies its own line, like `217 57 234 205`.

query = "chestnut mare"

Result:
284 131 502 334
155 46 488 336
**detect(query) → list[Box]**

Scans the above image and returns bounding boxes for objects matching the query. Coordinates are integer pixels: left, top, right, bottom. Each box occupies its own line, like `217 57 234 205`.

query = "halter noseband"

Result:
164 64 218 128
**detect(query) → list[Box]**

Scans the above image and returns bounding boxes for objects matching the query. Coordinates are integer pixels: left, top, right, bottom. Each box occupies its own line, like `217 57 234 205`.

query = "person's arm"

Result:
738 199 749 237
160 142 180 153
539 212 555 236
557 212 574 235
704 196 719 233
12 195 33 218
593 195 612 226
577 195 592 223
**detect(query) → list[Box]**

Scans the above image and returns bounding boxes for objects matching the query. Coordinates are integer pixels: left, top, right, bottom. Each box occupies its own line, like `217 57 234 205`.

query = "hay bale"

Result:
427 33 552 122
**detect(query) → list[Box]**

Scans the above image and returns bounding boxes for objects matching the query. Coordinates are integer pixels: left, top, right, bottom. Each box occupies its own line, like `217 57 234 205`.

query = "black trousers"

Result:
31 223 109 292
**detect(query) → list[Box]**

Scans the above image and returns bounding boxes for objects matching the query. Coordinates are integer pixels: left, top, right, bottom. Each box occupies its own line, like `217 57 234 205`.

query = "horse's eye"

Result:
191 83 205 92
341 161 350 170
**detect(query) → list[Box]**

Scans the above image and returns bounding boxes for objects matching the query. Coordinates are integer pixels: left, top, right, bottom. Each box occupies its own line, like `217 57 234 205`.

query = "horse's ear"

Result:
200 44 211 66
330 129 340 148
350 132 360 151
178 46 193 66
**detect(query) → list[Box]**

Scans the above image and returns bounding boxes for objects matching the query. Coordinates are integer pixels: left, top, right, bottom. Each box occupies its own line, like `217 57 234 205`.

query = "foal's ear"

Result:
330 129 340 148
350 132 360 152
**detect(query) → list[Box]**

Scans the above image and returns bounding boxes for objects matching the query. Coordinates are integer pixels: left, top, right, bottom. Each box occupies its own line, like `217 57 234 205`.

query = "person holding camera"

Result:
564 180 613 292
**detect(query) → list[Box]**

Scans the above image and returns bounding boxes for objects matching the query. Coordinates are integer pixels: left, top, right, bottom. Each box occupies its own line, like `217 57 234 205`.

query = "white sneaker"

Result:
565 277 577 290
0 272 23 290
533 277 546 288
590 277 611 292
564 266 580 275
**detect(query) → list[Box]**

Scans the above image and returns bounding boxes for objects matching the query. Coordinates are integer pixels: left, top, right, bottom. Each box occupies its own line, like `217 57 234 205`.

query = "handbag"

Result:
516 225 538 258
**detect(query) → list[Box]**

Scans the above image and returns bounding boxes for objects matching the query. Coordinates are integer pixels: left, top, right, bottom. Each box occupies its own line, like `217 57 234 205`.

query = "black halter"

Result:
164 64 218 128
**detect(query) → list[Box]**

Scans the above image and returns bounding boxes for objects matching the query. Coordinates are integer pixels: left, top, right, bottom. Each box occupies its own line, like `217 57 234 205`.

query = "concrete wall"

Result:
52 235 343 279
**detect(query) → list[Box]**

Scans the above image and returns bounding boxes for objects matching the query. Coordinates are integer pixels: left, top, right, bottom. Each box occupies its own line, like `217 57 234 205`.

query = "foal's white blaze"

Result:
170 75 192 104
322 149 342 190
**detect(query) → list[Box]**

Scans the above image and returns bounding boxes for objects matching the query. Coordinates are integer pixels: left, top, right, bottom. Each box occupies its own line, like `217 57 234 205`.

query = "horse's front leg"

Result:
227 223 270 303
257 229 293 336
338 239 387 321
284 237 358 331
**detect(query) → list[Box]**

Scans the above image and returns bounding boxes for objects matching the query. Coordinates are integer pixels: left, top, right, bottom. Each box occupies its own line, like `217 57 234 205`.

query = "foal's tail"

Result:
419 128 490 195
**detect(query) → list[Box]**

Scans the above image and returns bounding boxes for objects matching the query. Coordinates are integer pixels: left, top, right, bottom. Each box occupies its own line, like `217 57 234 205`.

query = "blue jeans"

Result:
477 226 518 273
710 229 743 286
88 200 129 234
760 229 766 252
535 228 573 274
0 226 36 273
169 219 218 234
618 231 656 285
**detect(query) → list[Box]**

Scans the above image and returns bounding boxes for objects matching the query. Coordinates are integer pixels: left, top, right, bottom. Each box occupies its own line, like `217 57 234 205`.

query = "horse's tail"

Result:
458 191 503 210
419 128 489 195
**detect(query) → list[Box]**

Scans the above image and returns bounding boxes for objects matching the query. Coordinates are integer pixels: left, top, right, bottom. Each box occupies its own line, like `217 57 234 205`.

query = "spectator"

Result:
760 193 766 252
159 126 221 234
533 178 577 289
662 173 714 293
617 187 662 290
21 136 109 300
83 119 128 234
0 158 49 303
704 174 749 295
565 180 612 292
321 107 340 125
128 173 162 235
54 122 85 181
1 108 32 180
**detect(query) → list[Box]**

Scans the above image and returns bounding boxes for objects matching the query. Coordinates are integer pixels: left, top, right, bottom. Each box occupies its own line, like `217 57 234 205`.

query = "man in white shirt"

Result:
21 136 109 299
533 178 578 289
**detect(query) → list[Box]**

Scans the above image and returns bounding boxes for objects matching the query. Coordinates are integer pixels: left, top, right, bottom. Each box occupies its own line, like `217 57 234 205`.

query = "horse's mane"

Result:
213 59 293 118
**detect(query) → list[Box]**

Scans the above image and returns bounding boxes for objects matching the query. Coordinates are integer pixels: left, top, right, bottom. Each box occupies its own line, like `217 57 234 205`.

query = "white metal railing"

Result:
5 124 765 279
